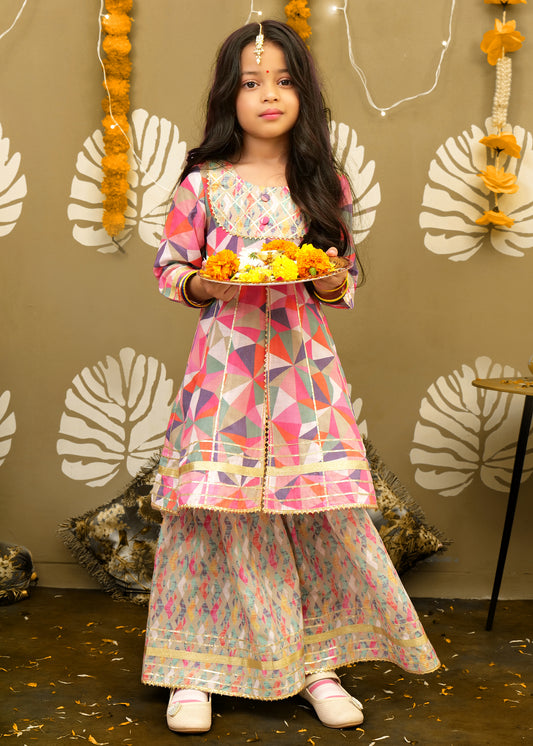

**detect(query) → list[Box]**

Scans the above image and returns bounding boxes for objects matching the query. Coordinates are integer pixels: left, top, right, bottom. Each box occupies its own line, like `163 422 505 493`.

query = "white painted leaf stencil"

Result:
0 122 27 238
57 347 174 487
420 119 533 261
68 108 186 253
410 356 533 495
352 396 368 440
331 121 381 245
0 391 16 466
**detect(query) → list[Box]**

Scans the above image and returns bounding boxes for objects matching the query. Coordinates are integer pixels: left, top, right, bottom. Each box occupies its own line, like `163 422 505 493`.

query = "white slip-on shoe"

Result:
166 689 212 733
300 671 364 729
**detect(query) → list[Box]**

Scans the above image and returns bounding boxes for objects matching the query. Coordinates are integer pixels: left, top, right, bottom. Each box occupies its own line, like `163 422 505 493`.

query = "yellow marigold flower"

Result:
203 250 240 281
479 132 521 158
478 165 519 194
296 244 334 278
476 209 514 227
481 19 525 66
237 267 271 283
271 254 299 281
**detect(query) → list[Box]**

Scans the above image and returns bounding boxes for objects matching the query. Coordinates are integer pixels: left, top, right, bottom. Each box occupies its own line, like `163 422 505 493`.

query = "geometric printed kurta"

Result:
150 163 376 514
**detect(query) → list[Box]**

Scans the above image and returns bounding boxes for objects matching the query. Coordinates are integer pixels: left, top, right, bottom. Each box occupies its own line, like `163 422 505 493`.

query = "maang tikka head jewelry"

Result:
254 23 264 64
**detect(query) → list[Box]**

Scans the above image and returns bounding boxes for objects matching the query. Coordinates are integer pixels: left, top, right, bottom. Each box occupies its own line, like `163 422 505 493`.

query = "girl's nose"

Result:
262 84 279 102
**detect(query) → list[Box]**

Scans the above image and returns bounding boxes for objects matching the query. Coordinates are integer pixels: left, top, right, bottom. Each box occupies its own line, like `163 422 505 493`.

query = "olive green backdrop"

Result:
1 0 531 598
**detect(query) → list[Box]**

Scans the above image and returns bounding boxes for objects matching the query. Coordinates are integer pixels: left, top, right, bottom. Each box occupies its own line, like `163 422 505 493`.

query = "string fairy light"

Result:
246 1 262 24
244 1 455 115
0 0 28 42
331 0 456 116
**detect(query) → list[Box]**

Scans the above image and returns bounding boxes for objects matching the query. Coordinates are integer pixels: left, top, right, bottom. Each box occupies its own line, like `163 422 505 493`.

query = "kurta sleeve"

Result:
153 167 210 307
313 174 358 311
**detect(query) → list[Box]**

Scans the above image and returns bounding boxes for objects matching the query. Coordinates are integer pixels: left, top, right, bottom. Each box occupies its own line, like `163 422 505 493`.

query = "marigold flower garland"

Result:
476 0 526 229
100 0 133 238
284 0 311 44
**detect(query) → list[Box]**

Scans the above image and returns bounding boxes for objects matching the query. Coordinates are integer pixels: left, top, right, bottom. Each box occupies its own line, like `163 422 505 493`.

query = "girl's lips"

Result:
260 109 282 120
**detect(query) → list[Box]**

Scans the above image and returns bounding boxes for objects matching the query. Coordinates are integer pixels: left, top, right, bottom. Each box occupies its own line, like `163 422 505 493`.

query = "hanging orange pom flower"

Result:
479 132 522 157
105 0 132 11
481 18 525 65
100 0 133 238
478 165 519 193
476 209 515 227
101 13 132 35
285 0 312 43
102 34 132 57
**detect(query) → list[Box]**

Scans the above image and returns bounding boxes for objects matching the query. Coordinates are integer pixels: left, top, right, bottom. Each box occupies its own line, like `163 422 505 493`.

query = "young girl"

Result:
142 20 439 734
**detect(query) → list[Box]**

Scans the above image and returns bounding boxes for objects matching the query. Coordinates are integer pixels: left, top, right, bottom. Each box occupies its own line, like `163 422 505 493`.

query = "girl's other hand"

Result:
312 247 348 296
188 272 240 304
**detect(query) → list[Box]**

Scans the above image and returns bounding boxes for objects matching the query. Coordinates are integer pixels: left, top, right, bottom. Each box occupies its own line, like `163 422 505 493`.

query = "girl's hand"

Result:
312 247 348 296
188 272 239 304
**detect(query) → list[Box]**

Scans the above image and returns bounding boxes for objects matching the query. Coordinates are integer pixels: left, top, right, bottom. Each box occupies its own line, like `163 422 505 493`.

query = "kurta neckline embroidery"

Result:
206 162 307 241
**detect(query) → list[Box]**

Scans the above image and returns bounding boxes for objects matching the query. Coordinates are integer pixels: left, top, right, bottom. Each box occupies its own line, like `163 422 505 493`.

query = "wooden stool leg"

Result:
486 396 533 631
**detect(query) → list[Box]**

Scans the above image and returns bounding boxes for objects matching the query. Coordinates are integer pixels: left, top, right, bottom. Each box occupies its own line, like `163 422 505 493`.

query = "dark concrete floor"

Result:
1 588 531 745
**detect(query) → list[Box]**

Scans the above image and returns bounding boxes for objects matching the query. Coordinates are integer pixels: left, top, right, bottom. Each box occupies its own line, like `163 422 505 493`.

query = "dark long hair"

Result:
180 20 355 257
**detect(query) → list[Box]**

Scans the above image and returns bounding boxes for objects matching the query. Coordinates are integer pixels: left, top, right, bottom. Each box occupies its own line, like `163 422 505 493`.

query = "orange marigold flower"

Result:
285 0 312 42
104 56 132 78
101 13 132 35
103 194 128 213
103 34 132 57
102 210 127 236
481 19 525 65
102 94 130 116
102 113 129 132
105 0 133 13
478 165 519 194
102 174 129 195
203 250 240 281
296 244 334 278
479 132 521 158
476 209 514 227
103 131 130 154
262 239 299 259
102 153 130 175
102 77 130 97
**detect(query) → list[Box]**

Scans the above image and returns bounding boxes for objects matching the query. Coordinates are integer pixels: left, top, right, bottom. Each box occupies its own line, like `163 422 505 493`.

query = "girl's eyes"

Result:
242 78 293 89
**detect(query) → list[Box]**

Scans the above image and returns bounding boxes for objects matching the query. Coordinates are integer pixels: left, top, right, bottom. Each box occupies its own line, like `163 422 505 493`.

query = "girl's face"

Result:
235 41 300 148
